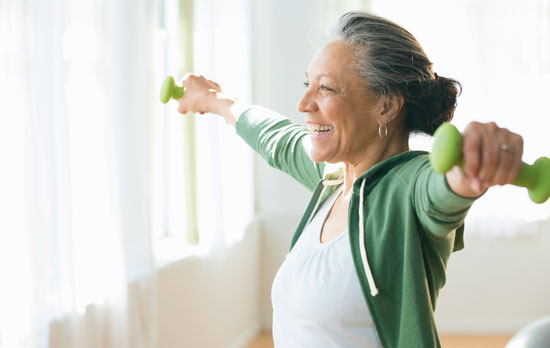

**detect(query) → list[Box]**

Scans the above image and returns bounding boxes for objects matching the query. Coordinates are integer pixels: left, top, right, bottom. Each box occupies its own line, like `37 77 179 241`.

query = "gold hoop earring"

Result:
378 124 388 138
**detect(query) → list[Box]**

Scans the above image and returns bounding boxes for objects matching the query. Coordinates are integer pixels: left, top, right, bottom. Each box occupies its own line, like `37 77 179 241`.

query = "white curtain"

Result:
192 0 254 252
0 0 256 345
0 0 157 347
371 0 550 235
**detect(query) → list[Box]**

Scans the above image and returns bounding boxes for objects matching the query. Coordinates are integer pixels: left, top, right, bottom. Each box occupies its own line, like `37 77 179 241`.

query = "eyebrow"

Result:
305 71 333 81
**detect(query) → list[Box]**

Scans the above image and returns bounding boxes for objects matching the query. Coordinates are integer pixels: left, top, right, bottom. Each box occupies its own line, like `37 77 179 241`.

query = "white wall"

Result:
435 225 550 334
250 0 322 218
156 221 262 348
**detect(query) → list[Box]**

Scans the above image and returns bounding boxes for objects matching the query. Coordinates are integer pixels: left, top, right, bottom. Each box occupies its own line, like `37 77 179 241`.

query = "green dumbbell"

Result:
430 123 550 204
160 76 184 104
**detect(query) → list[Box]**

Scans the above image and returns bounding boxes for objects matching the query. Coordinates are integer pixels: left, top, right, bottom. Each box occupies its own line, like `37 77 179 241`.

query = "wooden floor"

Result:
246 332 513 348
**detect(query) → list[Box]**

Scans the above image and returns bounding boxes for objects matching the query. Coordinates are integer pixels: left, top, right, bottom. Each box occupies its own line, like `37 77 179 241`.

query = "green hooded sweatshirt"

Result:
235 106 476 348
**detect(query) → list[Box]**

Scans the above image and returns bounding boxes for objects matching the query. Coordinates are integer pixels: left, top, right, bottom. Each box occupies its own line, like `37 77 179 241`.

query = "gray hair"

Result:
331 12 461 135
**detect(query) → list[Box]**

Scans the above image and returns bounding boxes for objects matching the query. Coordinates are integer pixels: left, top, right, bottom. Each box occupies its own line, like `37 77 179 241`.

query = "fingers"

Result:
490 131 511 185
175 73 222 115
477 122 499 184
206 79 222 91
479 125 523 186
179 74 221 92
501 133 523 184
177 74 194 115
463 122 482 179
462 121 523 190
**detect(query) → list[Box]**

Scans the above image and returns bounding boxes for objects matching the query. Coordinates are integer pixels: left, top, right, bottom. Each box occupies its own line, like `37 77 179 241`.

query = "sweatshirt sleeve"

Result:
235 105 324 192
411 159 477 250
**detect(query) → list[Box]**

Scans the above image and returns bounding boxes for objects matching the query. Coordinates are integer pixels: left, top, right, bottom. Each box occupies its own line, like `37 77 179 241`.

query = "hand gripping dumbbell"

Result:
430 123 550 204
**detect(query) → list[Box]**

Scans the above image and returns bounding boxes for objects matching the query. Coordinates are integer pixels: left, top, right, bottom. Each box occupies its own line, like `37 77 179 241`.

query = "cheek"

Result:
329 112 357 139
320 98 369 142
321 101 347 127
336 113 372 151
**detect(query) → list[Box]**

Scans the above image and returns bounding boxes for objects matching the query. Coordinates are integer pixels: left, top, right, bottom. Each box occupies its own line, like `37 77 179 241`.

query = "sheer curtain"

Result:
0 0 156 347
371 0 550 235
1 0 255 345
192 0 254 252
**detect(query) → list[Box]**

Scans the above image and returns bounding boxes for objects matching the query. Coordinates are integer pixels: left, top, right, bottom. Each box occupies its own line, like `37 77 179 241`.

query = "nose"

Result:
297 88 318 114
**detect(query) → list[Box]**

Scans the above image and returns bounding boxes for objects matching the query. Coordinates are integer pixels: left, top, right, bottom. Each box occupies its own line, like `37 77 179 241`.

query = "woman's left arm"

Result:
411 121 524 242
445 121 524 198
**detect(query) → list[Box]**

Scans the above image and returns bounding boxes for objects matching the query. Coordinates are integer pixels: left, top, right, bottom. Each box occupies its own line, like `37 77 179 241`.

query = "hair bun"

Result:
405 76 462 136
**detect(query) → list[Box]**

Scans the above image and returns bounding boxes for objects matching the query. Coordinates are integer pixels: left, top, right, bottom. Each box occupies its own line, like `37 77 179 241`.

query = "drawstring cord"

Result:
359 178 379 297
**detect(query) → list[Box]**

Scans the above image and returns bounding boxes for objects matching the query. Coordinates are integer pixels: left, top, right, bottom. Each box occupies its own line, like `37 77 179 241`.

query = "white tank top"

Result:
271 188 382 347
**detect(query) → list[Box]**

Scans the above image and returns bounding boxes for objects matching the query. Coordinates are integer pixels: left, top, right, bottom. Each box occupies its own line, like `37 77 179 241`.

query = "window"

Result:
153 0 200 257
152 0 255 260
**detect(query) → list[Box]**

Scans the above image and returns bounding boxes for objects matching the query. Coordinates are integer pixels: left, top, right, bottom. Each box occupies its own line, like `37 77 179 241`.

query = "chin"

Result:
309 156 322 163
310 150 334 164
310 156 325 163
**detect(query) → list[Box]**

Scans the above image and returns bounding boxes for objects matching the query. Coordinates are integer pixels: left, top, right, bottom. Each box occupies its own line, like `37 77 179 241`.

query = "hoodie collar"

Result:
314 150 428 298
355 151 427 183
322 151 428 185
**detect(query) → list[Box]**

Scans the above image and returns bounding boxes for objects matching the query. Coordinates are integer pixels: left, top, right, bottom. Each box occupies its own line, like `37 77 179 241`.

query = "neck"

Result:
341 136 409 198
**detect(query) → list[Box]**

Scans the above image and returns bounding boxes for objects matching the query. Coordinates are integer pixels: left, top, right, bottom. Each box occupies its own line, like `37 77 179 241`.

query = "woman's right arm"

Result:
176 74 325 192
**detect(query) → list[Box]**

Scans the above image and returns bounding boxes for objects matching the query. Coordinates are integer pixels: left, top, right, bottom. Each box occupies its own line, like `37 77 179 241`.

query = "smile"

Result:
307 123 335 135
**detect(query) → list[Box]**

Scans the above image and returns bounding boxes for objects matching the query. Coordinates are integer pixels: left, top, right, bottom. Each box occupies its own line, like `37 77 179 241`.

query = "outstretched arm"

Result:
174 74 325 191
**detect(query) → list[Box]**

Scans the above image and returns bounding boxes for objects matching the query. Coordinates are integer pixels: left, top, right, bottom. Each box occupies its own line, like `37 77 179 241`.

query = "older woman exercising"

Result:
173 12 523 348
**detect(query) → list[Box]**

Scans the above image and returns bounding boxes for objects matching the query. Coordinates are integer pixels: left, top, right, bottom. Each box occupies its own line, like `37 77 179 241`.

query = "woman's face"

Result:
298 40 382 164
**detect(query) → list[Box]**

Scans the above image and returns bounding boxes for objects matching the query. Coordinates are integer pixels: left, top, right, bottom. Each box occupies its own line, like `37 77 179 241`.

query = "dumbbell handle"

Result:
430 123 550 204
160 76 184 104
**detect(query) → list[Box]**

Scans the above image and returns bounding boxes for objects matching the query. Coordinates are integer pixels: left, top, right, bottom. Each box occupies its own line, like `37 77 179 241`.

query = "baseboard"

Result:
228 321 263 348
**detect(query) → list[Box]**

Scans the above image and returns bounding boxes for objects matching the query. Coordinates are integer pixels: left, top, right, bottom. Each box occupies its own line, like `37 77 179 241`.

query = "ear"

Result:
378 94 404 125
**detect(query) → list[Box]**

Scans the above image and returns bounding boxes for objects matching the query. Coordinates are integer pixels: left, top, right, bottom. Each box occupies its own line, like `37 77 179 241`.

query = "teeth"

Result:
308 124 334 133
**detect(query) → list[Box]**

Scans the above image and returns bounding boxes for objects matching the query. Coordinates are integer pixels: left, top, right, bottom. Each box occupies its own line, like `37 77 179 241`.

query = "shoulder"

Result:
387 152 431 186
398 153 429 167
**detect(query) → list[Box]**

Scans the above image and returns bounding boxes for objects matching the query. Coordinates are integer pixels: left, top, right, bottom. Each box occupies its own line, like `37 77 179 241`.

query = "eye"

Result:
320 84 335 92
303 81 310 88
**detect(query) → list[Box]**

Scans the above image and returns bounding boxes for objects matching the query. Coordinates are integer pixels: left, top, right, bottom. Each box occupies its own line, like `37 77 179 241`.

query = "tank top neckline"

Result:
315 187 348 247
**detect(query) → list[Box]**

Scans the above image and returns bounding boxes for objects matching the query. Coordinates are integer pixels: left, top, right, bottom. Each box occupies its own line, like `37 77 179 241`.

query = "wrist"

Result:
445 167 487 198
217 96 252 128
210 93 238 126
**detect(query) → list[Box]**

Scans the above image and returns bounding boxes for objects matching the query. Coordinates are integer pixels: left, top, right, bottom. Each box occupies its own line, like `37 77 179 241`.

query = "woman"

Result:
176 12 523 348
